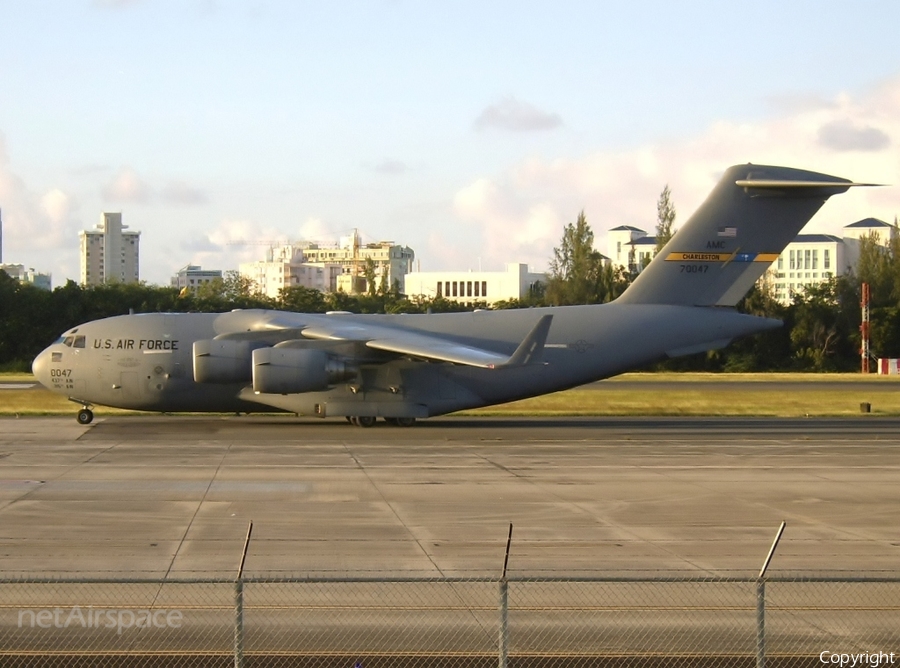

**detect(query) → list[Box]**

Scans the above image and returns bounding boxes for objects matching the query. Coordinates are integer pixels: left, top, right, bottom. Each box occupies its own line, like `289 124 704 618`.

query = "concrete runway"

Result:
0 415 898 578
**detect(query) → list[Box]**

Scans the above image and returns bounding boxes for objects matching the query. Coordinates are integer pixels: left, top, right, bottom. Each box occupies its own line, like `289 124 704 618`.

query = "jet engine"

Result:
252 347 357 394
193 339 256 384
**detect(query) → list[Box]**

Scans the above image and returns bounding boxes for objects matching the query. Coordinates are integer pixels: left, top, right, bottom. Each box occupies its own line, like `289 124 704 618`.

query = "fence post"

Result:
756 521 786 668
498 523 513 668
234 578 245 668
499 579 509 668
756 579 765 668
234 521 253 668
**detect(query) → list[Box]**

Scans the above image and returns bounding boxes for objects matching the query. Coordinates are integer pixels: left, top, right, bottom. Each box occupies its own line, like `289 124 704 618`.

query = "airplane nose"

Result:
32 348 50 388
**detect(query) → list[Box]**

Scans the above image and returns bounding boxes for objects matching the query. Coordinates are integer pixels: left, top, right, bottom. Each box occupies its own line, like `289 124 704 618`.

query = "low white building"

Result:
239 245 343 299
0 263 51 290
607 225 656 274
403 263 546 305
238 232 415 297
767 218 895 303
606 218 896 303
171 265 223 294
297 230 415 294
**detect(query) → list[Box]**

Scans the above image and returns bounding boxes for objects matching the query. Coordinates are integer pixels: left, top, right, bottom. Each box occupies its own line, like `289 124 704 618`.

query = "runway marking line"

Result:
3 603 896 611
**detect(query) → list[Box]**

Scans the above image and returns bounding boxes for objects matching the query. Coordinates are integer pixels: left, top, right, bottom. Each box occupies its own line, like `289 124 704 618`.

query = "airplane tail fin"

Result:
616 164 878 307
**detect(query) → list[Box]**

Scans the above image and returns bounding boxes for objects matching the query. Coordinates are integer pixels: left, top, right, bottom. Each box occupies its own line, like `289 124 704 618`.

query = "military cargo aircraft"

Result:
32 164 873 426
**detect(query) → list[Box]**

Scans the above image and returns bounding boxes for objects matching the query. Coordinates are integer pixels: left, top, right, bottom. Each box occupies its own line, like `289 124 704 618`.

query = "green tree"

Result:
654 184 677 255
362 258 378 296
546 211 624 305
789 278 859 371
279 285 327 313
855 231 892 304
222 270 259 301
723 282 791 371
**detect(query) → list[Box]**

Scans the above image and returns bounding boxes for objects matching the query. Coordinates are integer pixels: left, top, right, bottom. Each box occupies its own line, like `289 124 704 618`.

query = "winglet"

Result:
499 315 553 368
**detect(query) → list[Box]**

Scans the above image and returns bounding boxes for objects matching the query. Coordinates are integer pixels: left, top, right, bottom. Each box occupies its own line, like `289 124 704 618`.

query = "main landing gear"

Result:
345 416 416 428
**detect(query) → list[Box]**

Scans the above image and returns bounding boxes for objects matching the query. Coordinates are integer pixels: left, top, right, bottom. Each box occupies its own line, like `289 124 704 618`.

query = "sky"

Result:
1 0 899 287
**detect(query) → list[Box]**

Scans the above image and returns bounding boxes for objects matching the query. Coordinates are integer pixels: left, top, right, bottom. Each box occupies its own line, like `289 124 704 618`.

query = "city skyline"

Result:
1 1 899 287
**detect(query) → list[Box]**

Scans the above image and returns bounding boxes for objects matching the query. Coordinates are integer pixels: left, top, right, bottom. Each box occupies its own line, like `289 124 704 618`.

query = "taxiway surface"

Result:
0 415 897 577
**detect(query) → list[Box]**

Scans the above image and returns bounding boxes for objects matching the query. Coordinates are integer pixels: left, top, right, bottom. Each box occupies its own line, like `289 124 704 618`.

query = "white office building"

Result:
171 265 223 293
403 263 546 305
298 230 415 294
606 218 896 303
607 225 656 274
767 218 895 303
79 213 140 286
239 245 343 299
0 263 52 290
240 232 416 298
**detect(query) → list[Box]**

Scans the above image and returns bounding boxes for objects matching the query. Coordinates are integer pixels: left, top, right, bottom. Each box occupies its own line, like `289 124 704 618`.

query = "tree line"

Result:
1 189 897 372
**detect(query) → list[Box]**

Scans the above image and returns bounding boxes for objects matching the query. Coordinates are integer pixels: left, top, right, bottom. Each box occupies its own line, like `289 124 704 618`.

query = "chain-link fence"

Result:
1 576 898 667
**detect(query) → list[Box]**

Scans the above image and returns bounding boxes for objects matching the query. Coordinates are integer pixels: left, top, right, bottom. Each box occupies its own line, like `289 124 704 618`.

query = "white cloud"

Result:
41 189 72 226
102 166 151 203
474 97 563 132
0 135 79 266
296 216 343 243
453 77 900 273
176 217 337 276
371 159 410 175
102 167 209 206
160 180 209 205
817 119 891 152
92 0 144 8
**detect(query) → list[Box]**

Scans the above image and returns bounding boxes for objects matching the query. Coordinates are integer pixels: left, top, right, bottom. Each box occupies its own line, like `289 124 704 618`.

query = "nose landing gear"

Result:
69 399 94 425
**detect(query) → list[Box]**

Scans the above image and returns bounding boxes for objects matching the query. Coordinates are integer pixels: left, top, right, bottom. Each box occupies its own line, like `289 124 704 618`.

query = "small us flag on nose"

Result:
717 227 737 237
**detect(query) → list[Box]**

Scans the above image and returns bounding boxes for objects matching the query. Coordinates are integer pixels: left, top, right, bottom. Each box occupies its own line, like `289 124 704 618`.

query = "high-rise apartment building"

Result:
79 213 140 286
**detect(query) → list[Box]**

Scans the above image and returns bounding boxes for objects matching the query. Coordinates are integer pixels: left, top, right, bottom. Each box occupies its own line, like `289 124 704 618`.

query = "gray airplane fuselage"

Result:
31 164 868 423
32 304 776 418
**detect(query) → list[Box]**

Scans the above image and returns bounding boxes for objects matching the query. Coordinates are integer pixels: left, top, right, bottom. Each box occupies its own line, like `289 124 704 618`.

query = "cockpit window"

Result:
73 335 86 349
63 336 75 347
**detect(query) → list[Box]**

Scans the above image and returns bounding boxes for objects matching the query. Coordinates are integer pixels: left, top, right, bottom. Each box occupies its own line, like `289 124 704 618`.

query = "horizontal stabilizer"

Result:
735 179 883 190
618 164 873 307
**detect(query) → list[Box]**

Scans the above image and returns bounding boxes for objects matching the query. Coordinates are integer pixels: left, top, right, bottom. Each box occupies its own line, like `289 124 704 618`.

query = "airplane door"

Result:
119 372 140 401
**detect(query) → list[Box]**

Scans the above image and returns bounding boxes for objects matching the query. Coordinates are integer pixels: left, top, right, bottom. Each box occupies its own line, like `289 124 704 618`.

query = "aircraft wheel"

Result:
77 409 94 425
396 417 416 427
356 416 376 428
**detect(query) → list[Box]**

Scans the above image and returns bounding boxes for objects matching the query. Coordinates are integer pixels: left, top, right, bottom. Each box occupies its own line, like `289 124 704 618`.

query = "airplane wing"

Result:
300 314 553 369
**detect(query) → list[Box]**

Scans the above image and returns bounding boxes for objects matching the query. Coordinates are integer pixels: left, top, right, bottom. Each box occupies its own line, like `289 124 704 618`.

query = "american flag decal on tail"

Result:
717 226 737 237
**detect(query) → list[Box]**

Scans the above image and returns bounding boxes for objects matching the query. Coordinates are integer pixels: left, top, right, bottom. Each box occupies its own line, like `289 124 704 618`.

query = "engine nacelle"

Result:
193 339 254 384
252 347 356 394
